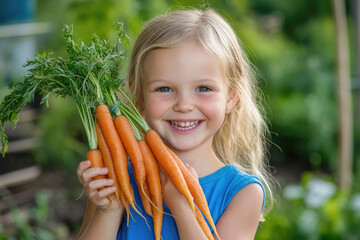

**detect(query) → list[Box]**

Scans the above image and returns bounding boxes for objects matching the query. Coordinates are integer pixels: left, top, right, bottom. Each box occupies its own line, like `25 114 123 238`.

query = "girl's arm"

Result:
214 183 264 240
76 160 124 240
77 199 97 238
77 205 124 240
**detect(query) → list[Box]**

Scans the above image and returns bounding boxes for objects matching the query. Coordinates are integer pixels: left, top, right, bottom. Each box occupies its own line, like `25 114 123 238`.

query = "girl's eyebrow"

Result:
148 78 219 83
192 78 222 86
145 78 222 88
147 78 168 83
146 79 170 85
194 78 218 83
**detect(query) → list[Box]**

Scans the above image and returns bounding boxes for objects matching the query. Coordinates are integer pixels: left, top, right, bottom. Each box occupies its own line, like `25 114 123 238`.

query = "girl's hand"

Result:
160 163 198 212
77 160 122 211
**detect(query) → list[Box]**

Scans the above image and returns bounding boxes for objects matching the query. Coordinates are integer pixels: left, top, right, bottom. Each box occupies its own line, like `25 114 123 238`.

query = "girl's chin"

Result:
165 136 203 152
168 145 195 153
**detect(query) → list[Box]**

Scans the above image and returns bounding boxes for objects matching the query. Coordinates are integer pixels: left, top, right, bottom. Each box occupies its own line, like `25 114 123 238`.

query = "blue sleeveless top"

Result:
117 164 265 240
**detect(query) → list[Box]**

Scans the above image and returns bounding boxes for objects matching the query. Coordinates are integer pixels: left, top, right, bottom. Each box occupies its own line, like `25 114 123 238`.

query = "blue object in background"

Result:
0 0 38 85
0 0 36 24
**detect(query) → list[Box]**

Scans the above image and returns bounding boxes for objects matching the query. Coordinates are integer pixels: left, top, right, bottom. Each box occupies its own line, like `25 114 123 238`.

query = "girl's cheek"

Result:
144 97 168 124
199 95 225 114
198 96 227 127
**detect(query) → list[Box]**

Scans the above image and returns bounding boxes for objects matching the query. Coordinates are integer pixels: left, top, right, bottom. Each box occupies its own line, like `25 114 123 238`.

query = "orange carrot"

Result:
195 207 215 240
133 168 153 217
114 116 146 188
86 149 105 181
145 130 195 215
139 140 163 240
168 148 220 239
114 116 149 208
95 122 130 217
95 104 137 212
152 203 163 240
142 181 152 216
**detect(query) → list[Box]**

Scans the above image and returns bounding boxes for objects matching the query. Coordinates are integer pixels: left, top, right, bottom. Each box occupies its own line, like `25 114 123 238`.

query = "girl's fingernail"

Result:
108 179 113 184
102 168 108 172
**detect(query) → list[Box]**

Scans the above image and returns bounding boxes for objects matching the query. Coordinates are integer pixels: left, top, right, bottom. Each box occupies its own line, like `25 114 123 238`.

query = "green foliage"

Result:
226 3 340 172
0 22 129 155
35 96 87 171
0 190 70 240
256 173 360 239
36 0 170 54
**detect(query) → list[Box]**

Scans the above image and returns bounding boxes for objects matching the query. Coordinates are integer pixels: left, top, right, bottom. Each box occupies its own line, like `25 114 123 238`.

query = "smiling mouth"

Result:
169 120 200 130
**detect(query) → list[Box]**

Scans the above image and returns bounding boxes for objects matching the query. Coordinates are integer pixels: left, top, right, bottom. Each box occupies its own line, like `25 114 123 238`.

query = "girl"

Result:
77 8 274 240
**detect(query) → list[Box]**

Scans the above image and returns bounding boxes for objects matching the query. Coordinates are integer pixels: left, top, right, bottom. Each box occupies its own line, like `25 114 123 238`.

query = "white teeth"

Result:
170 121 199 130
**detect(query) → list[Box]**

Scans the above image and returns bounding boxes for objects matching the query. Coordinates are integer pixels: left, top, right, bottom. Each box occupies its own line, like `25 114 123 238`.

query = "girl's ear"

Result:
225 91 239 114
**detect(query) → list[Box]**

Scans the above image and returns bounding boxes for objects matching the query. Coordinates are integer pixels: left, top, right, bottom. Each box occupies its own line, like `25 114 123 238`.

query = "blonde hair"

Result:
127 8 276 217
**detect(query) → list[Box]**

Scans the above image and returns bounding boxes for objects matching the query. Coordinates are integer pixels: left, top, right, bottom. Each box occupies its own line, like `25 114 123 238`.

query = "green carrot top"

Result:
0 23 129 156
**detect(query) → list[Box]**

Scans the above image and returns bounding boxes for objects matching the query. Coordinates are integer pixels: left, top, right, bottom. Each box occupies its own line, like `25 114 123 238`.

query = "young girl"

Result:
76 8 274 240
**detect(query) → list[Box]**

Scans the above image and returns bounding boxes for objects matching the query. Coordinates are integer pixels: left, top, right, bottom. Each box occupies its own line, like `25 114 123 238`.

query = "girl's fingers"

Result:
97 186 117 198
77 159 117 209
77 160 91 183
98 198 110 207
88 178 114 190
185 163 198 180
85 178 113 200
93 186 116 207
81 167 108 183
158 166 168 187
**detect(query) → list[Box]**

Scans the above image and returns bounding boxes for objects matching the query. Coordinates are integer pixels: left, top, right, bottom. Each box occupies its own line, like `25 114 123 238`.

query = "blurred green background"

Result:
0 0 359 239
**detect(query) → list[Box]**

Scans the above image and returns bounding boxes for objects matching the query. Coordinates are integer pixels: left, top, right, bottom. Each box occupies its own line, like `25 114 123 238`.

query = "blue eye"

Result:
196 86 211 92
155 87 172 92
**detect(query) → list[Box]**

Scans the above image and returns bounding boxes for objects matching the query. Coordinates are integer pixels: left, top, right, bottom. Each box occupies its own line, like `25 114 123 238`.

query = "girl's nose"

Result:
173 93 195 113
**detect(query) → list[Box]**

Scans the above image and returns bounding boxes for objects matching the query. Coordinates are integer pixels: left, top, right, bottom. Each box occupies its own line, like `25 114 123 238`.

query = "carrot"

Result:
95 123 121 199
86 149 105 183
139 140 163 240
95 122 130 217
168 148 220 239
195 207 215 240
95 104 137 212
145 130 195 215
152 203 163 240
114 116 146 188
133 168 153 217
142 181 153 216
114 116 149 208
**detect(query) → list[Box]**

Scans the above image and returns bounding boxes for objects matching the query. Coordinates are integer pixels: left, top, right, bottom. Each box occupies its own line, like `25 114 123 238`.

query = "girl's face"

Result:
143 39 237 153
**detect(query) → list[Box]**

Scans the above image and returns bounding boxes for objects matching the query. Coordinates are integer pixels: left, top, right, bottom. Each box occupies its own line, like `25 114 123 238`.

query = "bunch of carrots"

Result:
0 24 219 240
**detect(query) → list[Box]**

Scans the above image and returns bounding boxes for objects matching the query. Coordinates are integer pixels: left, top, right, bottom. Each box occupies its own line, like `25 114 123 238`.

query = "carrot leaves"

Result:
0 23 128 155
